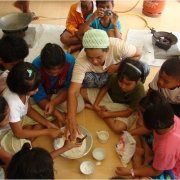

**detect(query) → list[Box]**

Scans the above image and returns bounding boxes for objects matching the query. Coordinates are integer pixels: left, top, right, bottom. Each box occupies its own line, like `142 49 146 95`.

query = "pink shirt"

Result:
153 116 180 179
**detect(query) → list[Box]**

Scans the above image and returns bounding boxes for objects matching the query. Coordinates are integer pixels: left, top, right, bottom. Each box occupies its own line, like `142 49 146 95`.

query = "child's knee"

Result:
109 120 127 133
107 29 115 37
60 34 69 45
134 147 145 157
76 94 85 113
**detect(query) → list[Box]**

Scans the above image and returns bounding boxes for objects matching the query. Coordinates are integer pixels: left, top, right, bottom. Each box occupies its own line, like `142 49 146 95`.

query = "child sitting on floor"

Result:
80 59 145 133
74 0 122 53
32 43 84 127
0 96 12 171
2 62 63 145
6 141 80 179
148 57 180 117
0 35 29 94
60 0 96 53
115 91 180 179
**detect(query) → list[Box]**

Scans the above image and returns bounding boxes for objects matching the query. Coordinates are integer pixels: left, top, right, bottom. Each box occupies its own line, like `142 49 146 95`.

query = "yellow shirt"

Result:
66 1 96 36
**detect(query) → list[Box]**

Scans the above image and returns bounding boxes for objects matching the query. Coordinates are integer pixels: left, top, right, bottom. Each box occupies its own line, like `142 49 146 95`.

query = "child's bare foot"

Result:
85 103 94 110
30 12 39 21
67 44 82 54
13 1 39 21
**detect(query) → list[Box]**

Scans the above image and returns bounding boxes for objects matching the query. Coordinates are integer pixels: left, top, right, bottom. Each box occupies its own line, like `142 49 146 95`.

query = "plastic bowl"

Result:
80 161 94 175
92 148 106 161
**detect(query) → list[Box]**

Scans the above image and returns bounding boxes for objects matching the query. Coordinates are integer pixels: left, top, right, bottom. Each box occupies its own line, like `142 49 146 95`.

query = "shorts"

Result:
60 28 67 36
87 88 137 130
51 91 84 113
0 130 30 155
22 104 55 126
82 72 110 88
151 169 176 179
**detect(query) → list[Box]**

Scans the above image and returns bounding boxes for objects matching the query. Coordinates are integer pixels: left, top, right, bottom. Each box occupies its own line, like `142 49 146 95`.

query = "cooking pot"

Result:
0 13 32 32
150 28 178 51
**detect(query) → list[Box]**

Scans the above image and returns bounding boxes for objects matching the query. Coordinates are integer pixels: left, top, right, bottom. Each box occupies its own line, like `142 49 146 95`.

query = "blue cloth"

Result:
32 53 75 103
86 14 122 33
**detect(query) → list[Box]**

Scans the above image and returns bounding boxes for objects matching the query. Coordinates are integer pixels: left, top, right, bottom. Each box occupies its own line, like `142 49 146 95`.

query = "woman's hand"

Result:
105 64 119 74
64 120 81 141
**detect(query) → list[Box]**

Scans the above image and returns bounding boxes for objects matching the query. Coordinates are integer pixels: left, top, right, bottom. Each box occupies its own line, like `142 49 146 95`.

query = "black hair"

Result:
117 59 145 83
6 62 41 95
0 35 29 63
0 96 8 123
139 90 174 130
40 43 66 70
96 0 114 6
6 142 54 179
160 57 180 80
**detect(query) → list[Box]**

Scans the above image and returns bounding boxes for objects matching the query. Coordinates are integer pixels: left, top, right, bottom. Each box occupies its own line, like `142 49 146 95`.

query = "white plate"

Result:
80 161 94 175
53 126 93 159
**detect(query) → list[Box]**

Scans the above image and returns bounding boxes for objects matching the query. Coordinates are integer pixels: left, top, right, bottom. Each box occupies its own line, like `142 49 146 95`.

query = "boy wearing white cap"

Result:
65 29 149 140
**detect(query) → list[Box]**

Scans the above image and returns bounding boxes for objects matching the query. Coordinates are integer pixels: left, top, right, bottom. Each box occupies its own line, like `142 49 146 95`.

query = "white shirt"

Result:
149 72 180 104
71 38 136 83
0 124 11 134
2 88 29 123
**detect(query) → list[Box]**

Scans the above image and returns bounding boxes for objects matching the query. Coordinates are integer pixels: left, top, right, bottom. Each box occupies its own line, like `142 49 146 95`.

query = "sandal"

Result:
30 12 39 21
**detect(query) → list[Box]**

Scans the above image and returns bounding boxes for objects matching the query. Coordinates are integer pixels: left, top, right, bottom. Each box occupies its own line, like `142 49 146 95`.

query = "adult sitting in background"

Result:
65 29 150 140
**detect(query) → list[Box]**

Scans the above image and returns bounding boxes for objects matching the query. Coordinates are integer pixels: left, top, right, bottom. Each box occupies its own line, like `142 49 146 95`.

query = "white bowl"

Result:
53 126 93 159
92 148 106 161
80 161 94 175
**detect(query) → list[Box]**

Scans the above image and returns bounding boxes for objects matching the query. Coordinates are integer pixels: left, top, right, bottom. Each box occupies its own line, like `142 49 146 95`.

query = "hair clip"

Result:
29 147 32 150
27 69 33 77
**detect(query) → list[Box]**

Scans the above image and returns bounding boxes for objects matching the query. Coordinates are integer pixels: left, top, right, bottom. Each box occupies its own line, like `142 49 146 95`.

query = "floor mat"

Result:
0 24 66 63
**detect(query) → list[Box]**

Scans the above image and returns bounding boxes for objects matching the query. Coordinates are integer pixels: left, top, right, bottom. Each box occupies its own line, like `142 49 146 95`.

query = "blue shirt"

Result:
32 53 75 103
86 14 122 33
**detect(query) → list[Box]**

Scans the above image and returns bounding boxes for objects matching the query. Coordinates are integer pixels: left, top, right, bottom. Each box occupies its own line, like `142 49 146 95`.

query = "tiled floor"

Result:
0 0 180 179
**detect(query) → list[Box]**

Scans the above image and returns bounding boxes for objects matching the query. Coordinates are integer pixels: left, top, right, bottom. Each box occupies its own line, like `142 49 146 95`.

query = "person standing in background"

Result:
13 0 39 20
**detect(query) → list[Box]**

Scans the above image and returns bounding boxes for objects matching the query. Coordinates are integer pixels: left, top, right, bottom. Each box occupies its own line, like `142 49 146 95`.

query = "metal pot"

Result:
150 28 178 51
0 13 32 32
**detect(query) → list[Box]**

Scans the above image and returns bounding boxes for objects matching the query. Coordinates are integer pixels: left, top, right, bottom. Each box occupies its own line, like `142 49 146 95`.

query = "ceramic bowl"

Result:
80 161 94 175
92 148 106 161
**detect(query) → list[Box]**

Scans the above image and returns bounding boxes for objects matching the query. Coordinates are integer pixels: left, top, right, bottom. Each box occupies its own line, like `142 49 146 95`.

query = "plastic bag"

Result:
115 131 136 167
